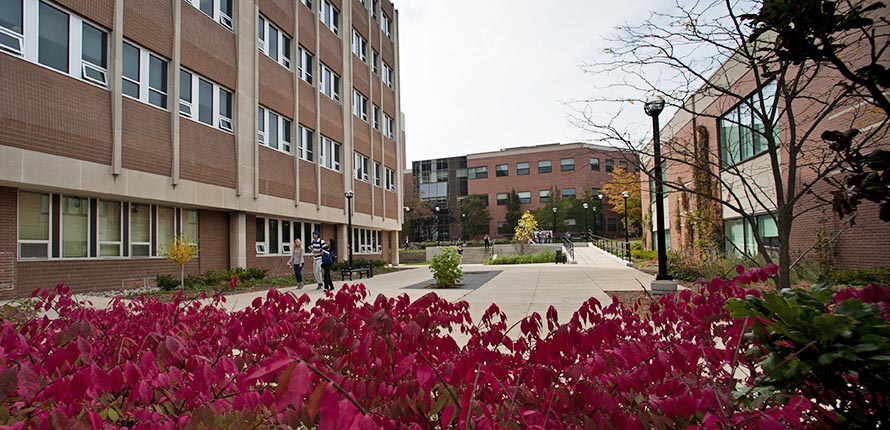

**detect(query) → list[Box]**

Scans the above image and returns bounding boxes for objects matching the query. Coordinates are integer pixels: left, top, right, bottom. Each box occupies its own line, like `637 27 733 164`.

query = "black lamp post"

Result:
596 193 603 236
434 206 441 246
622 191 630 261
582 202 589 241
345 190 354 269
645 93 676 292
551 207 558 240
461 213 466 242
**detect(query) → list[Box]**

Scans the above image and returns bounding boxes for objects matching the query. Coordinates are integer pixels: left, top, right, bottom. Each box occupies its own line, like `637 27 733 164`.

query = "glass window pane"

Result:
148 55 167 90
179 70 192 102
269 26 278 60
219 88 231 119
130 204 150 243
19 192 49 241
268 112 278 149
98 200 121 242
199 0 213 16
255 217 265 242
81 22 106 68
269 219 278 254
183 210 198 244
724 219 745 256
198 78 212 124
220 0 232 18
62 196 88 258
157 207 175 251
38 2 69 72
122 43 140 97
0 0 23 34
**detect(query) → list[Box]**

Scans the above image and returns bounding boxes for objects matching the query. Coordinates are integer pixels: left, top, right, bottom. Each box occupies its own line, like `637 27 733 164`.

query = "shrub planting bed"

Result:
0 265 886 428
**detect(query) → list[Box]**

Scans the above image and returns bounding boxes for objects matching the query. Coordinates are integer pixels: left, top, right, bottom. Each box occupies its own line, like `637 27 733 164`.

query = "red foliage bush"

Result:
0 265 818 429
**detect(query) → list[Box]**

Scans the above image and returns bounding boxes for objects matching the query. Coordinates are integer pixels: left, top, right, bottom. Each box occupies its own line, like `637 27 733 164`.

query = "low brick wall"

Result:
399 249 426 264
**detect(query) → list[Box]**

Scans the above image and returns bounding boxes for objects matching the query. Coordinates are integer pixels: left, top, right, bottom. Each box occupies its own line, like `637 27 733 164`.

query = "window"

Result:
605 159 614 172
371 50 379 74
320 135 341 171
468 166 487 179
497 222 509 235
373 162 381 186
258 106 292 153
385 167 396 191
383 114 395 138
180 69 233 132
538 160 552 174
496 193 508 206
298 46 313 84
255 217 266 254
382 62 394 88
301 0 312 10
539 190 551 203
97 200 121 256
477 194 489 207
4 1 109 86
61 196 88 258
516 162 529 175
18 191 50 258
351 228 382 254
298 125 314 161
619 160 628 171
517 192 531 204
320 63 340 102
724 214 778 257
495 164 508 177
590 157 600 171
256 216 300 255
720 81 778 167
351 29 366 62
319 0 339 35
381 12 392 38
561 158 575 172
130 203 150 257
184 0 233 30
371 0 377 19
372 105 380 129
122 41 168 109
157 206 175 254
182 209 199 246
353 89 368 121
561 188 576 199
258 16 291 68
354 152 369 182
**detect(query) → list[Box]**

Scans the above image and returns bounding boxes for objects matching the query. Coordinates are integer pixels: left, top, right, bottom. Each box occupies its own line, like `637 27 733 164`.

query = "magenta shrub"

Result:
0 265 819 429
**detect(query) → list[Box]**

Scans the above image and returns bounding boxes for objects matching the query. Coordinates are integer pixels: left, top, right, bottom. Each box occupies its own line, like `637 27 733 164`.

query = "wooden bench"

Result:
340 263 374 280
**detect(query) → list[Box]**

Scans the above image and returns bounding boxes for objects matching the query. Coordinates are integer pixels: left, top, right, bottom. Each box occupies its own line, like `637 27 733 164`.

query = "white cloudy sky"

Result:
396 0 665 165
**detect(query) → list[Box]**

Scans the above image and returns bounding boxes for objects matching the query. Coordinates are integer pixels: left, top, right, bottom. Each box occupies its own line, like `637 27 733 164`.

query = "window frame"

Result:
319 0 340 36
496 193 508 206
561 188 576 199
589 157 600 171
258 15 291 68
319 63 341 102
184 0 233 30
320 135 342 171
122 40 168 110
297 46 313 84
516 162 530 175
179 68 234 133
385 167 396 191
605 159 614 172
560 157 575 172
258 105 292 153
298 125 315 162
352 89 368 121
353 151 370 182
351 28 367 62
17 191 51 259
382 62 394 88
538 160 552 174
495 164 509 177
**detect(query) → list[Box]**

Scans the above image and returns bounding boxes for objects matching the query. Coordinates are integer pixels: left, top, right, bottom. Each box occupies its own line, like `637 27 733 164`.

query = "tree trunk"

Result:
776 210 793 290
180 266 185 291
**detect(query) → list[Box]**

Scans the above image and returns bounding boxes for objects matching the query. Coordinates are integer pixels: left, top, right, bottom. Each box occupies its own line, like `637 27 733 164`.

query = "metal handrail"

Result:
561 237 575 262
590 235 631 261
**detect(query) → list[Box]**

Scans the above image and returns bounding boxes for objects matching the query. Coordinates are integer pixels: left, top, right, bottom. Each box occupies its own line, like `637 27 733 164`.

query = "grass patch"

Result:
485 251 555 265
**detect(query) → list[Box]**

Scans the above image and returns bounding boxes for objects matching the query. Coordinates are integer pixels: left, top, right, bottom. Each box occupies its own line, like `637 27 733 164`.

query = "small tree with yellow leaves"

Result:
514 211 539 243
164 236 198 290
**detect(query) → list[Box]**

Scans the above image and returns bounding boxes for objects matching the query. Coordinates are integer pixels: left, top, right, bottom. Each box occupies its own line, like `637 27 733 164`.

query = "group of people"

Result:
286 230 335 292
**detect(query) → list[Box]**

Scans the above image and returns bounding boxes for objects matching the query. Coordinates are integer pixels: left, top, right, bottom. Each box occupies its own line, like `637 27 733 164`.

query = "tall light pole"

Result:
403 206 411 245
645 93 676 294
434 206 441 246
552 207 558 241
345 190 354 269
592 206 598 237
461 213 467 242
597 193 603 236
622 191 630 261
582 202 589 241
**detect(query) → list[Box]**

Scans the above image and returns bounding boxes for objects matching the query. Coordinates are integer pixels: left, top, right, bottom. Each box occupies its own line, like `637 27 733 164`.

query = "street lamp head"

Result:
622 191 629 199
403 206 410 212
552 207 557 213
462 213 466 218
344 190 354 198
583 203 589 209
435 206 440 212
593 207 597 212
644 93 665 117
597 193 603 200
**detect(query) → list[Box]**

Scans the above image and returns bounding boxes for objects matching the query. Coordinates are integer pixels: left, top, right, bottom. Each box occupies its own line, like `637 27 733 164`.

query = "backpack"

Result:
321 249 333 265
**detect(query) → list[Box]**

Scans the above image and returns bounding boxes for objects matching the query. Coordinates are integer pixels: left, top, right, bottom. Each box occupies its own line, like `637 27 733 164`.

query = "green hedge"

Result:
485 251 555 265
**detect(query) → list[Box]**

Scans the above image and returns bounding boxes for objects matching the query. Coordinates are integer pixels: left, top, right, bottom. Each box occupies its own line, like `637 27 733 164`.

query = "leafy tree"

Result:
429 246 462 287
601 167 642 230
163 236 198 291
532 193 575 234
458 194 492 239
576 0 889 289
513 211 539 242
402 191 431 242
504 190 522 235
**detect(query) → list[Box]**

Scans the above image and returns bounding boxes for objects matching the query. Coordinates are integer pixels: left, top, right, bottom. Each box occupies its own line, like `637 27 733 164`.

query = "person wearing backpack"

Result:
321 243 335 292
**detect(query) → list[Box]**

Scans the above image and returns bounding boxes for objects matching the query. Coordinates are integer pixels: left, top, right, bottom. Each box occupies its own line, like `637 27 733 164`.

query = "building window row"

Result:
353 152 369 182
180 68 233 132
724 213 778 257
184 0 233 30
258 16 291 68
255 217 319 255
258 105 292 153
720 81 778 167
352 228 382 254
18 191 198 260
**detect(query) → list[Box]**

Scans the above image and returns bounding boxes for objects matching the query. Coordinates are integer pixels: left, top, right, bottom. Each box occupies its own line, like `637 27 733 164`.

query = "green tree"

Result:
402 192 431 242
504 190 522 236
532 192 575 234
601 167 642 230
163 236 198 291
513 211 539 242
458 194 492 239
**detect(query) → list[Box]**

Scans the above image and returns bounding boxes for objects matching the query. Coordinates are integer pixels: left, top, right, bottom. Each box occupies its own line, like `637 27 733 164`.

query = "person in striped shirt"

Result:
310 230 326 290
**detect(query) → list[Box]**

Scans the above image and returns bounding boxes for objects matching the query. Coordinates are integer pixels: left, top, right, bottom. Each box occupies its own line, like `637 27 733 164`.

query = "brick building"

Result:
405 143 636 241
0 0 405 298
642 47 890 270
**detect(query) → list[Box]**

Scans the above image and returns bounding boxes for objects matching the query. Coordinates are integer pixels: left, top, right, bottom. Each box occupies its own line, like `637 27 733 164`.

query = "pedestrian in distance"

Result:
286 238 304 289
321 243 335 292
483 234 491 252
310 230 326 290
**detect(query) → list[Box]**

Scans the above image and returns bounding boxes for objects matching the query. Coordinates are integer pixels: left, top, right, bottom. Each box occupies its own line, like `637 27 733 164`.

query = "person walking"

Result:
483 234 490 253
321 243 335 292
310 230 326 289
286 238 305 289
